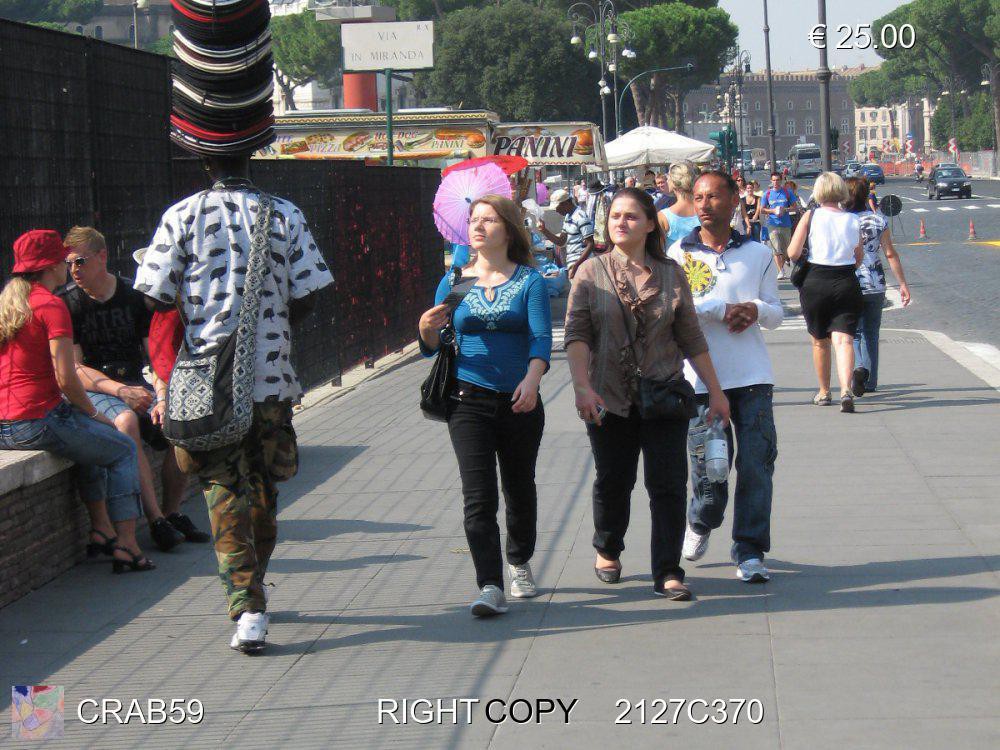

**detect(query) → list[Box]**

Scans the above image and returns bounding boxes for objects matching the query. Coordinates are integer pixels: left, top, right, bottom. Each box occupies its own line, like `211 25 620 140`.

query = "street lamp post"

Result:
982 63 998 175
132 0 148 49
569 1 632 140
816 0 833 170
762 0 777 170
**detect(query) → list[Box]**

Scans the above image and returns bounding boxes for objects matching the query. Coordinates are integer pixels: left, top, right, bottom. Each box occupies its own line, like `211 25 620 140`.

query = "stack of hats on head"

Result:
170 0 275 156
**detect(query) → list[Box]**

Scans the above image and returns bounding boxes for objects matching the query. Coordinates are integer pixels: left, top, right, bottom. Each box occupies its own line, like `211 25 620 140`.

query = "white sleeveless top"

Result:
808 207 860 266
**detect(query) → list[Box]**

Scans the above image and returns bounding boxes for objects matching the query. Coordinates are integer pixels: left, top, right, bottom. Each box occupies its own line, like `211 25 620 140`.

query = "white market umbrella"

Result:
601 126 716 170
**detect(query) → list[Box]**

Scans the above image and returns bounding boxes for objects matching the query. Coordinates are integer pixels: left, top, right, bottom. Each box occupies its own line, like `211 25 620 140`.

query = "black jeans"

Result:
447 382 545 590
587 407 689 584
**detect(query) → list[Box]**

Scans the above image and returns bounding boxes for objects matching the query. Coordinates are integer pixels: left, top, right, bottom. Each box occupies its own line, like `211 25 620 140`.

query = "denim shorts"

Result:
88 382 157 421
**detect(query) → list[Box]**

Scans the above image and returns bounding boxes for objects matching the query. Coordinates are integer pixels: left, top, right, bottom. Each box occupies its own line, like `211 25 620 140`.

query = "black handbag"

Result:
790 207 815 289
418 273 477 421
598 259 696 421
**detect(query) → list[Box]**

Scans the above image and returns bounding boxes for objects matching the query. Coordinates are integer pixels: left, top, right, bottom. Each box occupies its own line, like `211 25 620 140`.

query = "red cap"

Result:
12 230 69 273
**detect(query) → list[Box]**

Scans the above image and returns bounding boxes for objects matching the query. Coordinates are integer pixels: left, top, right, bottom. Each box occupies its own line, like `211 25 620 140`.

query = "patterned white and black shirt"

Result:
134 185 333 402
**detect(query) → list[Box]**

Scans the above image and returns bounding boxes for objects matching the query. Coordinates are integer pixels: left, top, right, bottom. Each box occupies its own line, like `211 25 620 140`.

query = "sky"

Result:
719 0 910 74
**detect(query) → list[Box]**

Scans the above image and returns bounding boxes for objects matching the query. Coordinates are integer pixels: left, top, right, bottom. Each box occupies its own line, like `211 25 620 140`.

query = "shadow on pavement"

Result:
274 554 999 654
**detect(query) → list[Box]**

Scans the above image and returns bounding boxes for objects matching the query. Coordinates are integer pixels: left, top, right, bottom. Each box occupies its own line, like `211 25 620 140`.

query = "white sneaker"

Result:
229 611 267 653
682 524 711 561
508 563 537 598
736 558 771 583
470 585 509 617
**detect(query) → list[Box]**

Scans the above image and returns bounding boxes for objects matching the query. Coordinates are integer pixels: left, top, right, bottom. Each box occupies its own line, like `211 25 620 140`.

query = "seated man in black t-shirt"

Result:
60 227 209 552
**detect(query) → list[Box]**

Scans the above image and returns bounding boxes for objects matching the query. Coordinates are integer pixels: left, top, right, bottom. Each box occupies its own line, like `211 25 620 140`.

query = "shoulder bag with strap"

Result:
162 190 273 451
419 269 478 422
596 258 696 421
790 207 816 289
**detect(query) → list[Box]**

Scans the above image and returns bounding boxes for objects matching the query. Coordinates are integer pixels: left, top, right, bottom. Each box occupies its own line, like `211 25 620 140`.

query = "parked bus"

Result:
789 143 823 177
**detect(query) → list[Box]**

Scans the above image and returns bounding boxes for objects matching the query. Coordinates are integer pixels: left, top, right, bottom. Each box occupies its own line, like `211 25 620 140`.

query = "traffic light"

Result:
725 127 738 159
830 127 839 152
709 130 726 159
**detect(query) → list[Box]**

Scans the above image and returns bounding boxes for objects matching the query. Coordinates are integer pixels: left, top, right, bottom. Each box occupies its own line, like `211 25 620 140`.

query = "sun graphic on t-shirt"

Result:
682 252 716 298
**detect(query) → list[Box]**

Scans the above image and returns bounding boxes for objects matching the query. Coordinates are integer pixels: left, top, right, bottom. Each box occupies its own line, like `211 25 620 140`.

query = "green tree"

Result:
869 0 1000 155
0 0 103 23
271 12 342 112
931 91 995 150
616 2 737 132
414 1 598 121
146 35 175 58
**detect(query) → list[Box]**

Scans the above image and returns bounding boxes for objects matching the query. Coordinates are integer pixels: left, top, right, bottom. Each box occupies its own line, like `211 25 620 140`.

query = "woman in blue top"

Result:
657 161 701 248
418 194 552 618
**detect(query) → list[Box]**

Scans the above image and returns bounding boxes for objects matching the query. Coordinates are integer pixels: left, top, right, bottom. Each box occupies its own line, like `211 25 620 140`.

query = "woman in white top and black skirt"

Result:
788 172 863 413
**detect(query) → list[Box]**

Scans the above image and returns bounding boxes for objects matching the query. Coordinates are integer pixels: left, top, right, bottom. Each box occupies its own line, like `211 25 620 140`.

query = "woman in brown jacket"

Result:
565 188 730 600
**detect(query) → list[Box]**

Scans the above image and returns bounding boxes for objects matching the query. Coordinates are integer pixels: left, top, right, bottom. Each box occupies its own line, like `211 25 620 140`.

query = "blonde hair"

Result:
0 275 36 345
812 172 849 205
668 161 699 196
64 226 106 253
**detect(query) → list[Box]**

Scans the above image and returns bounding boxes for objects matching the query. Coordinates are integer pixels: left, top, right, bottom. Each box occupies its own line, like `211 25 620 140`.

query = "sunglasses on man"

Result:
65 254 95 269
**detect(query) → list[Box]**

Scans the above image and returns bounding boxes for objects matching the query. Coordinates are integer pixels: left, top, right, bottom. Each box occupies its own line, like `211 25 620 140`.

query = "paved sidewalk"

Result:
2 289 999 749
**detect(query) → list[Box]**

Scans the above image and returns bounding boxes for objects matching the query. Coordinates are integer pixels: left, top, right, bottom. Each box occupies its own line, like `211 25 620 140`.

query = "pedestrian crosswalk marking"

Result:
912 208 928 213
989 204 1000 208
937 207 956 211
965 205 981 209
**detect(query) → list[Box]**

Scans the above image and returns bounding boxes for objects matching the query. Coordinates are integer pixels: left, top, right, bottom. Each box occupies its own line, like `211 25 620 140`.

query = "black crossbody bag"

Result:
597 259 696 422
419 271 478 421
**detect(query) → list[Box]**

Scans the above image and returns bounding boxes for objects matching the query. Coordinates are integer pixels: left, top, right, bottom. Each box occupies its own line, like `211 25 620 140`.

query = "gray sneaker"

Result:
682 524 711 561
508 563 537 598
736 558 771 583
470 585 509 617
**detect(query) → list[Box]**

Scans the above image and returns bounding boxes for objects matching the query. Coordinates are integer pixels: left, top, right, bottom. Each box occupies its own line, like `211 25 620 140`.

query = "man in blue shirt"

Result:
759 172 798 279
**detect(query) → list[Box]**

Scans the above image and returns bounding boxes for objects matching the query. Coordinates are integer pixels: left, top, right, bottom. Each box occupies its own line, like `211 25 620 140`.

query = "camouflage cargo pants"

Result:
175 401 299 620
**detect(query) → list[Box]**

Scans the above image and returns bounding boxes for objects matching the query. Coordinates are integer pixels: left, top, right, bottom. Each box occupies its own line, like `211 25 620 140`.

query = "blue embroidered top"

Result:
422 265 552 393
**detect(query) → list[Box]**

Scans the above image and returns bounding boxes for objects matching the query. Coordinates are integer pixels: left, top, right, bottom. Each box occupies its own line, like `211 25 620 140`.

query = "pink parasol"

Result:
433 162 512 244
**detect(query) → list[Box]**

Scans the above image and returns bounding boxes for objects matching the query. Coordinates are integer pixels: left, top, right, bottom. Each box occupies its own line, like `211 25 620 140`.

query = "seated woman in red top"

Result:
0 230 153 573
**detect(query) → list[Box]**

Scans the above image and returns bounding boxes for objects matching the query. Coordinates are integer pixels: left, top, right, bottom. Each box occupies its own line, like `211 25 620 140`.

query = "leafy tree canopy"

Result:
414 1 599 122
0 0 103 23
616 2 737 130
271 11 342 110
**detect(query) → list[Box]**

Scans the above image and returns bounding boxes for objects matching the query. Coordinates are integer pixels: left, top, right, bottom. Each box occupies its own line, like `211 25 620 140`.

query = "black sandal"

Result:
112 546 156 574
595 560 622 584
86 530 117 558
653 580 693 601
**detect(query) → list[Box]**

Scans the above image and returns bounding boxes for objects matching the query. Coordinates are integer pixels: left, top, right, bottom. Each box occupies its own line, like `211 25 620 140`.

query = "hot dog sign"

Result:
273 126 489 160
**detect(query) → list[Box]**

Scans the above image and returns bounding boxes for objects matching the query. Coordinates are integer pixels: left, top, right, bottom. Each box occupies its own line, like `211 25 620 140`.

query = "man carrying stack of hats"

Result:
134 0 334 654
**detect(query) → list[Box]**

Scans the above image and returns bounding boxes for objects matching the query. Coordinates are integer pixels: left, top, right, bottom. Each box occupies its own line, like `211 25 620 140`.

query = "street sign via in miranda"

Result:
341 21 434 72
341 21 435 165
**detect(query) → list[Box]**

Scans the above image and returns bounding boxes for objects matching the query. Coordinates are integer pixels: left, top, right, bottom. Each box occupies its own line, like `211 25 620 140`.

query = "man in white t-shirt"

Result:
667 170 783 583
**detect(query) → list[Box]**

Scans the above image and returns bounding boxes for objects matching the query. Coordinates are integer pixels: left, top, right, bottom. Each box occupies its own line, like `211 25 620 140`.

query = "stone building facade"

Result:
684 68 857 162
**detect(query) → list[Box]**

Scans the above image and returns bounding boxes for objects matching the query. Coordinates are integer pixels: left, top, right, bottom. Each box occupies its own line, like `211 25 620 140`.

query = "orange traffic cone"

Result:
968 219 977 240
918 218 928 239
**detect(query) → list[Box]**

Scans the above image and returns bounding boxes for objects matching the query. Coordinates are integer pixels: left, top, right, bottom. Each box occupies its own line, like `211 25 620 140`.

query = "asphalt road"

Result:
746 173 1000 349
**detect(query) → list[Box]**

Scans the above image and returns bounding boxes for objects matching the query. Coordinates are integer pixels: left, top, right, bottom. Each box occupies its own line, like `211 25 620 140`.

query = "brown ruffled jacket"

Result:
563 251 708 418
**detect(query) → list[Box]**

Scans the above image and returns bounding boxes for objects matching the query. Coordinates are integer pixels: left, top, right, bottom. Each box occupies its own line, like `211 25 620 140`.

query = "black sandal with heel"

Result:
86 530 117 559
112 546 155 574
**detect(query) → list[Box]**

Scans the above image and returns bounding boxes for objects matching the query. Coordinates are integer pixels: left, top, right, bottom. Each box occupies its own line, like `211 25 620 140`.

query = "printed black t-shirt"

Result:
59 276 152 382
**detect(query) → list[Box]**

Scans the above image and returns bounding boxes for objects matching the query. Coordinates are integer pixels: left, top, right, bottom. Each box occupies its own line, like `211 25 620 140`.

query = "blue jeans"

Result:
853 292 884 390
0 401 141 522
688 384 777 564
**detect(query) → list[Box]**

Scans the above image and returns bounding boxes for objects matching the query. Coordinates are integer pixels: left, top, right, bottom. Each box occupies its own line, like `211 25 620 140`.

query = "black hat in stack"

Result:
170 0 275 156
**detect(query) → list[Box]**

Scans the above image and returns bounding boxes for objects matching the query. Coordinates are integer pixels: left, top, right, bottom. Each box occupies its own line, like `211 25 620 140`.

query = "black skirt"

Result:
799 264 863 338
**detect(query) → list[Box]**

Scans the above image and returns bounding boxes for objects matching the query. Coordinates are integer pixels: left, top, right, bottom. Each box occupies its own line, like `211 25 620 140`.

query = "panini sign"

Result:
492 123 603 166
342 22 434 72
